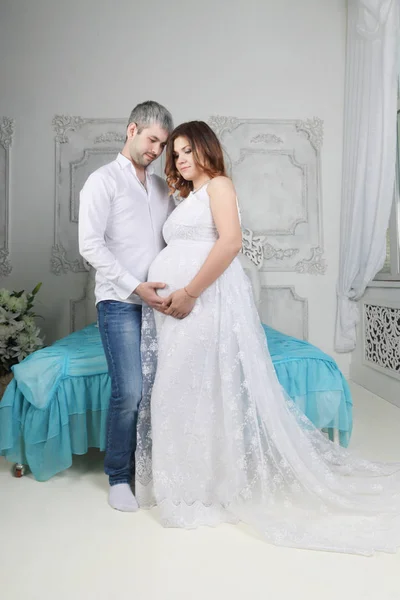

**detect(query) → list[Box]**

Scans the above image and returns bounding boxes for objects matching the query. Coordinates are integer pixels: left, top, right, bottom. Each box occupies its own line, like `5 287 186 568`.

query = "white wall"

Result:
0 0 349 373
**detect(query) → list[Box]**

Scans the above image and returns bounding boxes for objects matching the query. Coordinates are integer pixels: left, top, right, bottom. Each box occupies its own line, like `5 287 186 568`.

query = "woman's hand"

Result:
163 288 197 319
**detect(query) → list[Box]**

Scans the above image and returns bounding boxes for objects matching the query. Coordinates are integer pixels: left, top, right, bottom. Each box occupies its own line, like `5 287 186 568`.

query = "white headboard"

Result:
237 252 261 311
66 113 318 340
84 266 97 325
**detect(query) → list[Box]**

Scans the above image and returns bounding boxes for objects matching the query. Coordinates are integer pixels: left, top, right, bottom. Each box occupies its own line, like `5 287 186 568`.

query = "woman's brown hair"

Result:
165 121 227 198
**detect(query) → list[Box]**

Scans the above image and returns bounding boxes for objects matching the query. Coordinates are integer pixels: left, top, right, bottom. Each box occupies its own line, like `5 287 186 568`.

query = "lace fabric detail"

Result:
164 222 218 243
136 188 400 556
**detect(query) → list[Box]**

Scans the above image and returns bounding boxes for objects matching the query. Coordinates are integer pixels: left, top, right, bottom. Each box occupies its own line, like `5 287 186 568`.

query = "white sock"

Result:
108 483 139 512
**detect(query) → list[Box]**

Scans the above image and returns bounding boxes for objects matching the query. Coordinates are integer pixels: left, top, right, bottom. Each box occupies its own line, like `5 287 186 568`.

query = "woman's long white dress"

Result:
135 184 400 555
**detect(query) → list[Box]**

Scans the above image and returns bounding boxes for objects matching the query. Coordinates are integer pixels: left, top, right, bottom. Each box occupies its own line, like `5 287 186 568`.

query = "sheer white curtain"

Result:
335 0 399 352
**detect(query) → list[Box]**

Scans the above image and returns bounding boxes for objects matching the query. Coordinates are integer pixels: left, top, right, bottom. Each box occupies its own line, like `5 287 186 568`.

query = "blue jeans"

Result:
97 300 142 486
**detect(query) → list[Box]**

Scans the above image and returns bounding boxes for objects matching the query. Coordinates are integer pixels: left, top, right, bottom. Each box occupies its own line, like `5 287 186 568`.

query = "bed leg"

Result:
327 428 339 444
13 463 26 478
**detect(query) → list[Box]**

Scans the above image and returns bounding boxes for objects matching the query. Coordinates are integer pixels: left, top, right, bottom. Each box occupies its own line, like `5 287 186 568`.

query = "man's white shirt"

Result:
79 153 174 305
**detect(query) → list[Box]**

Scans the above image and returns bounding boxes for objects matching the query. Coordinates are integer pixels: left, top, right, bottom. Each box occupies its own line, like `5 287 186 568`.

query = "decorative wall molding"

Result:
241 227 299 269
51 243 84 275
259 285 309 340
52 115 86 144
208 115 241 137
0 118 14 149
51 115 129 275
0 117 15 277
70 292 87 333
51 115 165 276
295 117 324 151
294 246 327 275
251 133 283 144
362 300 400 381
209 115 325 274
51 114 165 276
233 147 308 236
70 266 96 332
241 227 326 274
94 132 126 144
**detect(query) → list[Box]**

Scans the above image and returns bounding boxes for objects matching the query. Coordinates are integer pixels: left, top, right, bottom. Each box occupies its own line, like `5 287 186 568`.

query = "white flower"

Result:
0 284 43 374
22 315 36 332
0 324 14 339
0 289 11 305
16 332 30 347
6 295 28 313
0 306 18 324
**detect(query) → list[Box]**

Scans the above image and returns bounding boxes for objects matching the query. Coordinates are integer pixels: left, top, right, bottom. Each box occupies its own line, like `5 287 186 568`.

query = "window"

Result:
375 109 400 281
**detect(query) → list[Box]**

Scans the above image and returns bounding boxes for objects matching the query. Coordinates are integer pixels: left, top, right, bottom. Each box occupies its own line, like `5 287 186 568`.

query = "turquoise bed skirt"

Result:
0 324 352 481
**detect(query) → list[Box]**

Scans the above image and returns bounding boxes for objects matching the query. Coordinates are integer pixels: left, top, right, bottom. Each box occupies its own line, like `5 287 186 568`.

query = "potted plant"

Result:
0 283 44 399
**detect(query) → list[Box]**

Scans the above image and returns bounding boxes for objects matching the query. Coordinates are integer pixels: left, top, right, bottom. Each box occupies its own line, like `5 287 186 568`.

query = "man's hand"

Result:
134 282 167 311
164 288 196 319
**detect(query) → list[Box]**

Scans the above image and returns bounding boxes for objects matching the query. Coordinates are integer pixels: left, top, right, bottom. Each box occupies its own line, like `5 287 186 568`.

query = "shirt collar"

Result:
116 153 155 175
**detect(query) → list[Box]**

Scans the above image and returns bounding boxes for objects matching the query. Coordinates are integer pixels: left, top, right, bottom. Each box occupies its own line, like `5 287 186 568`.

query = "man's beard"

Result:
144 153 157 164
134 152 156 167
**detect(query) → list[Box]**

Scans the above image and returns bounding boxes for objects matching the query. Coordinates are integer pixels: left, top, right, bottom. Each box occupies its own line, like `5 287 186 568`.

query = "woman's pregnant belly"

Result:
148 241 214 299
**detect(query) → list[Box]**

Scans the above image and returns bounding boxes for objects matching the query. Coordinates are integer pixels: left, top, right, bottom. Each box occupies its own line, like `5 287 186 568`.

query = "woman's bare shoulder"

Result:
208 176 235 193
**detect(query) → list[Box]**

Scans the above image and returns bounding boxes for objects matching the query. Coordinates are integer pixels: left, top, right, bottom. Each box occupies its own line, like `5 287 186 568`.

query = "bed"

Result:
0 256 352 481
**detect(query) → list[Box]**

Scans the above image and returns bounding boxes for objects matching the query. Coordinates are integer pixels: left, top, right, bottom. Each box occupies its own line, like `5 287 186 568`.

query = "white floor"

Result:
1 381 400 600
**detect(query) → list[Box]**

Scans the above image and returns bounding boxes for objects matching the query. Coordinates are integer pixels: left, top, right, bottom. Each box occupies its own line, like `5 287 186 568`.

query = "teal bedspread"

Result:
0 324 352 481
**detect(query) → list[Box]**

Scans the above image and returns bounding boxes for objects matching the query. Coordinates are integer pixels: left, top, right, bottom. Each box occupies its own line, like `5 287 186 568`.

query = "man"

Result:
79 101 174 511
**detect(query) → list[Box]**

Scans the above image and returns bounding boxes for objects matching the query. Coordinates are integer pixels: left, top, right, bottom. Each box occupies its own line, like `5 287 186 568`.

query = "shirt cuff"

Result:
113 273 142 300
